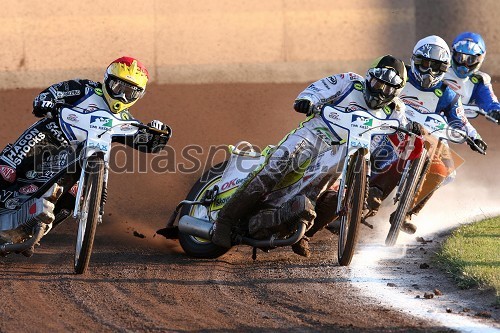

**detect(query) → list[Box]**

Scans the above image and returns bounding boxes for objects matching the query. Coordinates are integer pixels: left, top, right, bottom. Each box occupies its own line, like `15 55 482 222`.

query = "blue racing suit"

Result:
444 69 500 115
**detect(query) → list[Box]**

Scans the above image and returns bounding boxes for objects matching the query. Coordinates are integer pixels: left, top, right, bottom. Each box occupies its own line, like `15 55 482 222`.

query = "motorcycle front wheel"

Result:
74 154 104 274
385 151 428 246
178 161 230 259
338 150 367 266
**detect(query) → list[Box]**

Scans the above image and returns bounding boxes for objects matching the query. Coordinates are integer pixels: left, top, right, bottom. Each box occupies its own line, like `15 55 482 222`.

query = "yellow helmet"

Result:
103 56 149 113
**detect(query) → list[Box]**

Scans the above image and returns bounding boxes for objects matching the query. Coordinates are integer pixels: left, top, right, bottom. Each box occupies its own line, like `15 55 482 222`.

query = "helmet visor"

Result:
107 77 144 103
453 52 483 67
369 76 397 97
413 56 449 77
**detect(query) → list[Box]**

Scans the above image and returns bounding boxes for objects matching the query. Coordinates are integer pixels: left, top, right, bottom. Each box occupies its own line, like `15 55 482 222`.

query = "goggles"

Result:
107 77 144 103
453 52 483 67
413 56 449 76
368 76 398 98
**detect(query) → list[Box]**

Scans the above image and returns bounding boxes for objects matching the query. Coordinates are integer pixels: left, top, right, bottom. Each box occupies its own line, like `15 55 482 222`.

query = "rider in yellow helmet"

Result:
0 56 170 244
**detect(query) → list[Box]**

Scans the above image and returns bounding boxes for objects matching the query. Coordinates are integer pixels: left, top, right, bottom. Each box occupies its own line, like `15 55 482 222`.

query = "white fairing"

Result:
405 108 466 143
59 107 139 160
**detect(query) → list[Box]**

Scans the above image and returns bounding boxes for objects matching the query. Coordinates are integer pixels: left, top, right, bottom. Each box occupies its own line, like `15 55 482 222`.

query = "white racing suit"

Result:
211 72 407 253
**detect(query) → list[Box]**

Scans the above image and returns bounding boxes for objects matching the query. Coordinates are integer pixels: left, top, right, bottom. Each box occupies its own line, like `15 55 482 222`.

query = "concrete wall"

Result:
0 0 499 89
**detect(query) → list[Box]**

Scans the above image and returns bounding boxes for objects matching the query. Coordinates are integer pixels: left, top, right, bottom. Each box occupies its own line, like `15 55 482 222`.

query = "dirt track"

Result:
0 83 498 332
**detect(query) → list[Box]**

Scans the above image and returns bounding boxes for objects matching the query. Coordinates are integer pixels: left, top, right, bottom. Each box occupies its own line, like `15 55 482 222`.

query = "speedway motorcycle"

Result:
384 108 485 246
0 103 171 274
159 105 410 266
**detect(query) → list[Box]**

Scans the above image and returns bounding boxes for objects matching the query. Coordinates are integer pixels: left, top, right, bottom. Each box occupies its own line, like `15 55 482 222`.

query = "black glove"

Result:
468 137 488 154
489 110 500 124
293 99 313 115
406 121 423 135
33 97 56 118
146 120 170 152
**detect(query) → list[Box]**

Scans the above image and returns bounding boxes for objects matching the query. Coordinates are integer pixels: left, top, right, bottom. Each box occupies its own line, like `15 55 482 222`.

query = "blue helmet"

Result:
451 32 486 79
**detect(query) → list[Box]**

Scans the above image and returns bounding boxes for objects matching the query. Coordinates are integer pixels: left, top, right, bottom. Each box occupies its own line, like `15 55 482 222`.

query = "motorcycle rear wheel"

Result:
178 162 230 259
338 150 367 266
74 155 104 274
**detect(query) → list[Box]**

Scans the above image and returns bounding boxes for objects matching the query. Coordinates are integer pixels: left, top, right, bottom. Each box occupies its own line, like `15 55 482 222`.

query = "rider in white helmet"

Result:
368 36 487 234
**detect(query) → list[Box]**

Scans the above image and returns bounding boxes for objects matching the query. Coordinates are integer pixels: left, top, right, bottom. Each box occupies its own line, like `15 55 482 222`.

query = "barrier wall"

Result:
0 0 499 89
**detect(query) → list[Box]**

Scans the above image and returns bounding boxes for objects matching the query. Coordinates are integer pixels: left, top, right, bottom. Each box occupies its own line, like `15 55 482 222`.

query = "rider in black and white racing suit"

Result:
0 57 169 244
210 55 408 257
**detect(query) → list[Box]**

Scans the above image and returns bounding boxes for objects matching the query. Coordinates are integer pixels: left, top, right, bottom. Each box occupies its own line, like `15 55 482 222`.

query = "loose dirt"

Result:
0 82 498 332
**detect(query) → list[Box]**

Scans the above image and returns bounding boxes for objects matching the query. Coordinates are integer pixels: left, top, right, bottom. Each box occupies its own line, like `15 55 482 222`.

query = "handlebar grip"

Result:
465 137 486 155
390 125 413 136
132 123 172 136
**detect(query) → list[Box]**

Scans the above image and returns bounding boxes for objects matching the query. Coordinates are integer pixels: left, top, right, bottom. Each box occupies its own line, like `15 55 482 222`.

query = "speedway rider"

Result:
0 56 169 243
211 55 408 257
368 35 487 234
443 31 500 124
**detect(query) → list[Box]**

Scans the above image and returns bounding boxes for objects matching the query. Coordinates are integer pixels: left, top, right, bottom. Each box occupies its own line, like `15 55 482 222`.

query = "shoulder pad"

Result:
471 72 491 85
353 81 364 91
345 72 364 81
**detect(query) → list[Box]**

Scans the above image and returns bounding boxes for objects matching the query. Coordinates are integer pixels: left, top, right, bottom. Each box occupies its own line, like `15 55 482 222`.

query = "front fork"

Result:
72 159 109 224
336 148 370 217
98 166 109 223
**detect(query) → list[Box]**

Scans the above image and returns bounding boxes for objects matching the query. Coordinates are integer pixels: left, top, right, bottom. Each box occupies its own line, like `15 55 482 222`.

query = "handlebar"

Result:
55 102 172 137
464 105 499 124
464 136 486 155
387 125 413 136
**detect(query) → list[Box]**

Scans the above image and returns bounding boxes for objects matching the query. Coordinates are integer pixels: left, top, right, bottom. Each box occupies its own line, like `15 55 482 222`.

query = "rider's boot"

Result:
211 219 233 248
306 189 338 237
33 183 64 224
292 235 311 258
365 186 384 216
389 211 417 235
0 183 63 245
249 195 316 239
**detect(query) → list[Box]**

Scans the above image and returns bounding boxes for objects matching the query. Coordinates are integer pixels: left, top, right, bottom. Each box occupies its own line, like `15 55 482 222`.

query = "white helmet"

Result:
411 35 451 89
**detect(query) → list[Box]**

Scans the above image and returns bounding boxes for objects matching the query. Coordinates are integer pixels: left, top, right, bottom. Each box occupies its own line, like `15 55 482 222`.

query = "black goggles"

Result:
413 56 449 76
368 76 398 97
107 77 144 103
453 52 483 67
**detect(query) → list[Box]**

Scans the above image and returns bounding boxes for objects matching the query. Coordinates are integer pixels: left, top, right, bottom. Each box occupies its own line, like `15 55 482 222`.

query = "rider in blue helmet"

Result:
443 32 500 124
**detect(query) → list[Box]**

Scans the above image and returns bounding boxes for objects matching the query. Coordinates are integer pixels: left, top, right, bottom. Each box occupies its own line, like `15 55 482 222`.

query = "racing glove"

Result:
293 98 314 116
488 110 500 123
33 97 57 118
146 120 170 153
467 136 488 154
406 121 423 136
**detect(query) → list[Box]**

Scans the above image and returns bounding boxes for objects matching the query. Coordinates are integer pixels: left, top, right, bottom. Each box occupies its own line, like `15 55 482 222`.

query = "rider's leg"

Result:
211 133 317 248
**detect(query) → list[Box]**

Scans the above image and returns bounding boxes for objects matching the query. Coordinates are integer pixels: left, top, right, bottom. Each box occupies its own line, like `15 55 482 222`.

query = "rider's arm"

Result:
469 72 500 113
294 72 363 115
32 79 99 117
112 114 170 153
439 86 479 139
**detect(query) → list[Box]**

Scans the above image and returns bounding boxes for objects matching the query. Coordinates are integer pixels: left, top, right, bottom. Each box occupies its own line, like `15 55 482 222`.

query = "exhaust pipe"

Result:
240 221 307 248
178 215 307 249
178 215 213 239
0 223 45 257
